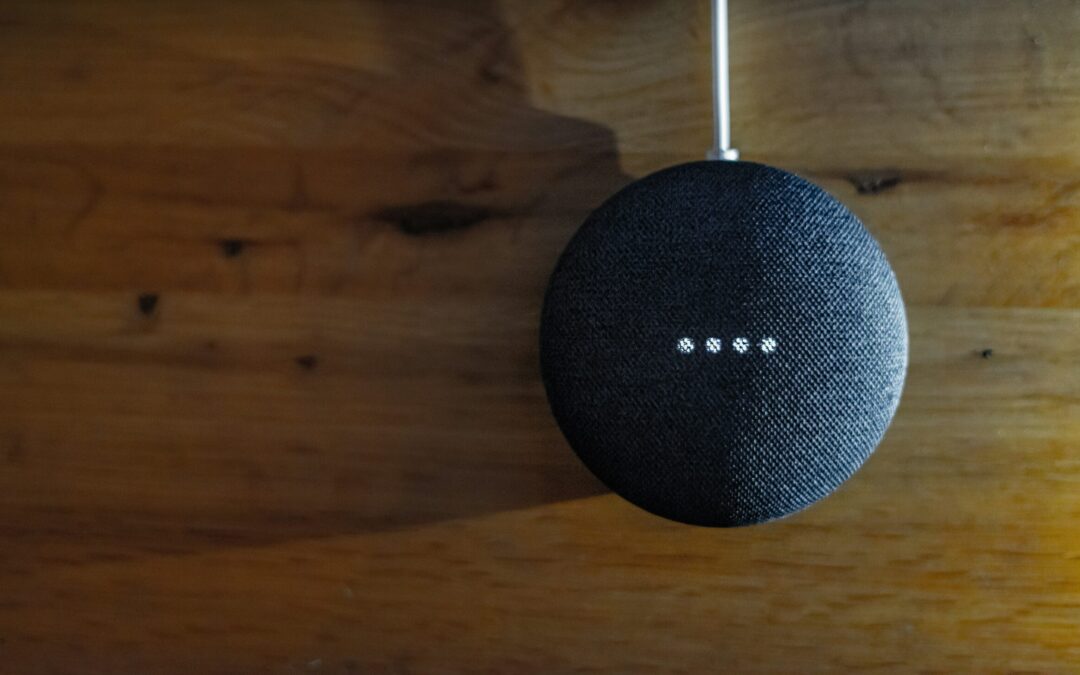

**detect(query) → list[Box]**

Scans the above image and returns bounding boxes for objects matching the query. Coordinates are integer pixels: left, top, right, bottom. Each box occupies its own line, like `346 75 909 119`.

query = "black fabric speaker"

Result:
540 161 908 527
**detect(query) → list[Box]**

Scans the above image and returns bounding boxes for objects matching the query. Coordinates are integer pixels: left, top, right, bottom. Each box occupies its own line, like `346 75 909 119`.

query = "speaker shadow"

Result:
199 0 629 547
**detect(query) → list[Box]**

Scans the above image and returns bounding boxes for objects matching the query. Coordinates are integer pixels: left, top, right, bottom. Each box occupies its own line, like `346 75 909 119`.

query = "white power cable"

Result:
708 0 740 161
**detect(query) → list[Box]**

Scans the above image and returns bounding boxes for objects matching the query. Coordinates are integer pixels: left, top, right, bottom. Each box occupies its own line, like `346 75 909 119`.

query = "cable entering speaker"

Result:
708 0 740 161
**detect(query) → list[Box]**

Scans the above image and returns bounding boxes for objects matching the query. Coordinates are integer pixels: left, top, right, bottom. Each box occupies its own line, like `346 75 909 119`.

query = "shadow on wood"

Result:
0 0 628 561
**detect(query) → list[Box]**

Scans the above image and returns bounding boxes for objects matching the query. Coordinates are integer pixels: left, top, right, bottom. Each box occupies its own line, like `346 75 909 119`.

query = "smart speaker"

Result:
538 0 908 526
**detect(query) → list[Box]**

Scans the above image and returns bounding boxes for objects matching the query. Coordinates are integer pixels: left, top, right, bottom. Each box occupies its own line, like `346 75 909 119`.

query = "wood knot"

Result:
847 171 903 195
137 293 159 316
374 201 495 237
220 239 246 258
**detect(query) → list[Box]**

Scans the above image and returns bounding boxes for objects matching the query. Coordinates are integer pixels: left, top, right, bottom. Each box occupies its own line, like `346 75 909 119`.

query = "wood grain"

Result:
0 0 1077 672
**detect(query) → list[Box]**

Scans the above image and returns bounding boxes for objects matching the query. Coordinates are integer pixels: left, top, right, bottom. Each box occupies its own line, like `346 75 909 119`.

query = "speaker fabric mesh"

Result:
540 161 908 526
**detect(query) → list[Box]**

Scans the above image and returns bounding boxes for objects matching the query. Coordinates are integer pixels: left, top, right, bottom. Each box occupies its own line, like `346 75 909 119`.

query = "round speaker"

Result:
540 161 908 527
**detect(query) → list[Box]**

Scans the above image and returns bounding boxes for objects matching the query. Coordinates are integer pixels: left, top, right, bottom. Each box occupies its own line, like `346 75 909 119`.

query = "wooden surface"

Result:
0 0 1078 672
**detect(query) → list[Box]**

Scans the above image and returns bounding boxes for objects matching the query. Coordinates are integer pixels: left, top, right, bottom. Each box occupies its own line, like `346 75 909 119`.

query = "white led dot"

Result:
705 338 722 354
760 337 778 354
733 338 750 354
676 337 695 354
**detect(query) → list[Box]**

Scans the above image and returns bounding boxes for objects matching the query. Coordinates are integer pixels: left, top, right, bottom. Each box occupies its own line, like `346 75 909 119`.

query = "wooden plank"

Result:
0 147 1075 306
0 0 1077 672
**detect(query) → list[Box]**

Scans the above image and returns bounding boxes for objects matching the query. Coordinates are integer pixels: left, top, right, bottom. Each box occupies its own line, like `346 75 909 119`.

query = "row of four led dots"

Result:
677 337 778 355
